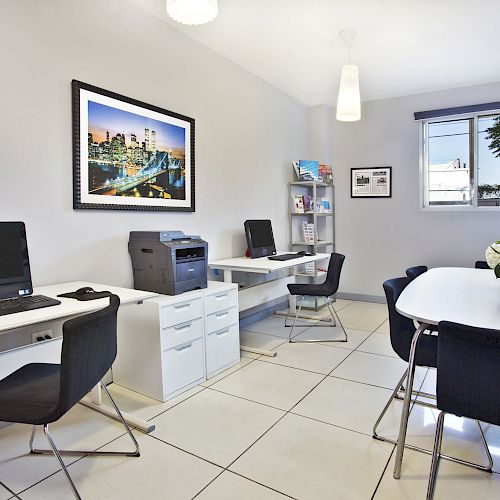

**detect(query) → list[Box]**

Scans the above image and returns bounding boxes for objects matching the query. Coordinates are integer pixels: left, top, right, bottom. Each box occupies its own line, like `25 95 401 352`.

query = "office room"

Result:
0 0 500 498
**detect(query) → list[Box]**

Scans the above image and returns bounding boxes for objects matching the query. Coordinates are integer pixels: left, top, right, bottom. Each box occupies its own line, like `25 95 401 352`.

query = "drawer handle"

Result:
174 342 193 352
173 303 190 311
214 293 228 300
216 329 229 336
215 311 229 319
188 268 195 272
173 322 192 332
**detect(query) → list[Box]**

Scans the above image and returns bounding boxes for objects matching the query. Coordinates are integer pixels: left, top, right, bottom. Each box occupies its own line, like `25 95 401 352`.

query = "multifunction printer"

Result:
128 231 208 295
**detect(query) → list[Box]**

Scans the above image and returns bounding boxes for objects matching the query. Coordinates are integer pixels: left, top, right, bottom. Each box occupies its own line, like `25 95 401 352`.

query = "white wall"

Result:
0 0 307 288
324 82 500 298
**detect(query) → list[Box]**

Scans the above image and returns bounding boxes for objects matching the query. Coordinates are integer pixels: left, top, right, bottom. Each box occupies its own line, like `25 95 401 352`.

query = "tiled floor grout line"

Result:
370 444 397 499
1 480 20 500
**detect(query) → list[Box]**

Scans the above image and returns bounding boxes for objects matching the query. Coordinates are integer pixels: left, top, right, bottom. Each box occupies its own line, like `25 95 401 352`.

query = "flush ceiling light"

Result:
336 29 361 122
166 0 218 25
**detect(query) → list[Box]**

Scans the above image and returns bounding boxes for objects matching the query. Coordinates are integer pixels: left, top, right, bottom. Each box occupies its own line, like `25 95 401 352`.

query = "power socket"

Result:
31 330 53 343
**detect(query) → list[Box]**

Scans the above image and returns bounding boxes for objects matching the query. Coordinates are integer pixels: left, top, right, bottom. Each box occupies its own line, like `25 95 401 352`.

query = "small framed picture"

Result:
351 167 392 198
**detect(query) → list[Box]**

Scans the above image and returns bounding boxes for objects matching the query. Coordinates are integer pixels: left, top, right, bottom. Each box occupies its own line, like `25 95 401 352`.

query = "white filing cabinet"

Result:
114 289 205 402
204 282 240 379
113 281 240 401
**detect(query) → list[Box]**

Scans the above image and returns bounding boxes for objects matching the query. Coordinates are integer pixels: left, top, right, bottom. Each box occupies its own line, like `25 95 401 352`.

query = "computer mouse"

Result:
75 287 95 295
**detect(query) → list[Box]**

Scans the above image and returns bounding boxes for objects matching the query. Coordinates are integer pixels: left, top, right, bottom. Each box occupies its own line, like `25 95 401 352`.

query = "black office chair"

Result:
406 265 428 280
475 260 490 269
0 295 139 500
426 321 497 499
373 278 490 472
285 252 347 343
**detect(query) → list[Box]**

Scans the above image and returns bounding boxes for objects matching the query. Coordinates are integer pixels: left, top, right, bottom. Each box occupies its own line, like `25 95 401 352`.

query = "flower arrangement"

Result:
485 241 500 278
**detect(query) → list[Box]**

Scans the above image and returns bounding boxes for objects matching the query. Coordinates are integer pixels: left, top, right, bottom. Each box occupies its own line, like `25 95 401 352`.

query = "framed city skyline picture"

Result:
72 80 195 212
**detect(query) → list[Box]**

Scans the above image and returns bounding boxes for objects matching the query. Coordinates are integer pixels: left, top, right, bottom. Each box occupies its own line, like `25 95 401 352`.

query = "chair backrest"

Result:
55 295 120 415
475 260 490 270
406 266 428 280
383 277 437 367
323 253 345 296
437 321 500 426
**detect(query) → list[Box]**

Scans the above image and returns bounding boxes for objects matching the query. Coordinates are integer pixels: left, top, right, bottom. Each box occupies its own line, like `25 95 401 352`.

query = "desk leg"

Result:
393 323 427 479
80 383 155 434
223 269 233 283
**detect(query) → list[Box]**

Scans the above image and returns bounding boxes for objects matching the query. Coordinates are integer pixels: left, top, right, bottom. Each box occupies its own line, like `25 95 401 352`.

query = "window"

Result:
420 110 500 208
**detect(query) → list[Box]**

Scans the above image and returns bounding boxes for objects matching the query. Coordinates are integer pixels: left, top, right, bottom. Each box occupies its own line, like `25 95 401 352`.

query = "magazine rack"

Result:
288 180 335 311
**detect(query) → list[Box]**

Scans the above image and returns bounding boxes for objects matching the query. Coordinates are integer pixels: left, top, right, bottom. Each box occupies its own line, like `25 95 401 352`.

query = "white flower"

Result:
485 242 500 270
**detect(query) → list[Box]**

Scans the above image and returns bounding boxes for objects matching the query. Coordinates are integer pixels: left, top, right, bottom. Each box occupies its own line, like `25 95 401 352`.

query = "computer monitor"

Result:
0 222 33 300
244 219 276 258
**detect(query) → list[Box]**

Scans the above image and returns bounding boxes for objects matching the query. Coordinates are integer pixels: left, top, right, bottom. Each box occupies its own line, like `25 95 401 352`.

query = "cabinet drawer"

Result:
161 297 202 328
205 289 238 315
205 306 238 334
206 324 240 377
163 337 204 397
162 317 203 350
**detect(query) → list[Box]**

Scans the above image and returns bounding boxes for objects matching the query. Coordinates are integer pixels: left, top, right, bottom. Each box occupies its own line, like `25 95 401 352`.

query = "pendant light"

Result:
166 0 218 26
336 29 361 122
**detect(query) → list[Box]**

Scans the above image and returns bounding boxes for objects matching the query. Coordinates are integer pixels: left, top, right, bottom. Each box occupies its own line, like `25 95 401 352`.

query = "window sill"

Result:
419 205 500 212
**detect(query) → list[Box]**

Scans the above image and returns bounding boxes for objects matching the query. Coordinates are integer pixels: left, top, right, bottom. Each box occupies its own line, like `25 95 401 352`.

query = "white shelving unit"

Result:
288 180 335 310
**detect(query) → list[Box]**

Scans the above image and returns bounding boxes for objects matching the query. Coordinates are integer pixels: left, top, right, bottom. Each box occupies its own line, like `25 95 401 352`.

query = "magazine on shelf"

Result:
319 164 333 184
293 194 304 213
292 161 300 179
320 197 332 213
298 160 319 181
302 221 315 244
303 194 312 212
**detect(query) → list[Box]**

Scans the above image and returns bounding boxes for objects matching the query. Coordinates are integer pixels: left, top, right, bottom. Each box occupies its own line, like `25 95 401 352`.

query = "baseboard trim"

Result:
337 292 386 304
239 296 289 329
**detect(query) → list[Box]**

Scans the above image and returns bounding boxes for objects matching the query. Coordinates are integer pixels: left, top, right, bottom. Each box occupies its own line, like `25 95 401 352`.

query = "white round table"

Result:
392 267 500 478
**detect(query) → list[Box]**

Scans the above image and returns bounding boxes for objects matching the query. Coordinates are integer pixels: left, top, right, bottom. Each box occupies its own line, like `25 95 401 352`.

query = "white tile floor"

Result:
1 300 500 499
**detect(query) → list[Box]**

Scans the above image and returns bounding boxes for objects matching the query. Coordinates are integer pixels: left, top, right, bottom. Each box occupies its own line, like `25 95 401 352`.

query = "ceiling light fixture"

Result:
336 29 361 122
166 0 218 26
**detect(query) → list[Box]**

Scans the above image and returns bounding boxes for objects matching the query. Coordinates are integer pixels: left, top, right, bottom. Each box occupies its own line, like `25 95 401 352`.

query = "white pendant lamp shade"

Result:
336 64 361 121
166 0 218 25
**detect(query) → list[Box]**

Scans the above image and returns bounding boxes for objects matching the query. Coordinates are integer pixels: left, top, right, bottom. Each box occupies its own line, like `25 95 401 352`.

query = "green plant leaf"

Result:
495 263 500 279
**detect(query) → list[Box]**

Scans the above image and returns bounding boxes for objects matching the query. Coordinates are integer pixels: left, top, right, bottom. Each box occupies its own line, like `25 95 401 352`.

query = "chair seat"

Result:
0 363 61 425
287 283 334 297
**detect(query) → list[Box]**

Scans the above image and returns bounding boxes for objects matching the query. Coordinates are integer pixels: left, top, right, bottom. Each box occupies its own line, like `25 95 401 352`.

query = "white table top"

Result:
396 267 500 329
0 282 157 333
209 252 330 274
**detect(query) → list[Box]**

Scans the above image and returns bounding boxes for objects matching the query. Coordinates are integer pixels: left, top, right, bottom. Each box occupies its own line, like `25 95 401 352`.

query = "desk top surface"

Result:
0 282 157 333
209 252 330 274
396 267 500 329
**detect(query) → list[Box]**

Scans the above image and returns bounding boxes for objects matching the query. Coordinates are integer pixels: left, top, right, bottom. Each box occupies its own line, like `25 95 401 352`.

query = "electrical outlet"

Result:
31 330 53 343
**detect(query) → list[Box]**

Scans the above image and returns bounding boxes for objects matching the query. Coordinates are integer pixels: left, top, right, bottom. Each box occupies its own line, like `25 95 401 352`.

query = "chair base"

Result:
29 381 140 499
373 370 493 474
285 296 348 343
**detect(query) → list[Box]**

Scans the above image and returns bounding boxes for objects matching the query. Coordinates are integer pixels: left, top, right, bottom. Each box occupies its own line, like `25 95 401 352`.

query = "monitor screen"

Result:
244 220 276 258
0 222 33 299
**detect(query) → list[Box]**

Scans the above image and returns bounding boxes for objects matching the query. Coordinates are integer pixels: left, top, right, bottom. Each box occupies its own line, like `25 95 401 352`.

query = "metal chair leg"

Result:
288 298 303 342
43 423 82 500
30 381 140 457
426 411 445 500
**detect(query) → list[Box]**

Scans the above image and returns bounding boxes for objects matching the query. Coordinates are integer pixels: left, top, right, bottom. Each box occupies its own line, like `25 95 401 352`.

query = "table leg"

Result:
393 322 428 479
80 383 155 434
223 269 233 283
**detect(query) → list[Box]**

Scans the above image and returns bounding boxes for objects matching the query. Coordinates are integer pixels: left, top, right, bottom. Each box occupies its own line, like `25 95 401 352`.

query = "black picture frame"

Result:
350 166 392 198
72 80 195 212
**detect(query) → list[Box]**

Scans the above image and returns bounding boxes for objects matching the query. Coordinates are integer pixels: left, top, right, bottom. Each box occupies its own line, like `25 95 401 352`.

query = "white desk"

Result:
209 252 330 356
0 281 158 433
393 267 500 478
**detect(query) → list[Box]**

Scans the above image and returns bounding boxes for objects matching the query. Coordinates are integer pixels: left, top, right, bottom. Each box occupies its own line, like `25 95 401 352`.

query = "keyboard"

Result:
0 295 61 316
268 253 304 261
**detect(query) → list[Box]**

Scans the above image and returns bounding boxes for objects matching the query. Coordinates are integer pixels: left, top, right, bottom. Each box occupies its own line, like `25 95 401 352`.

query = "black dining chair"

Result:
0 295 139 500
406 265 428 280
475 260 490 269
373 278 491 473
285 252 347 343
426 321 498 499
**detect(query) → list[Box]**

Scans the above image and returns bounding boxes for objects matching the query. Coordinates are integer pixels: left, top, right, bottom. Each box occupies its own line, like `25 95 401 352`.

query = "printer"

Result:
128 231 208 295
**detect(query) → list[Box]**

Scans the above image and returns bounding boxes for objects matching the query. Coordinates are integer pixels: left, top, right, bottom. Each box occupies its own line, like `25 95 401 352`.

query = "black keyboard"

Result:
0 295 61 316
268 253 304 261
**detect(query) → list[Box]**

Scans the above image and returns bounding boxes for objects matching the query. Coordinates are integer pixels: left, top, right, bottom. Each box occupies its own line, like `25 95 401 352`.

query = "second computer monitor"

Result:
244 220 276 258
